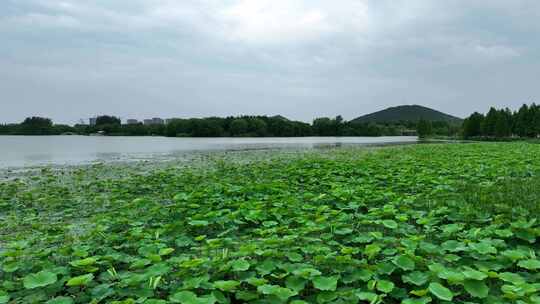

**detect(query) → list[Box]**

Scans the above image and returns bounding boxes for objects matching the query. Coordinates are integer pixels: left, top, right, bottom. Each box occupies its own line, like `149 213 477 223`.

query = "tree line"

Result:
462 103 540 139
0 117 75 136
0 114 459 137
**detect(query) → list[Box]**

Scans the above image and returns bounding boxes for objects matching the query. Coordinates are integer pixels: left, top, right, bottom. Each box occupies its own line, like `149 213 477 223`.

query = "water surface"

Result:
0 136 417 168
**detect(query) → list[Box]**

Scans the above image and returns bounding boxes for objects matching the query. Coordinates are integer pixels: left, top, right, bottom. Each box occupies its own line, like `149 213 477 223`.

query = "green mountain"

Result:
351 105 462 124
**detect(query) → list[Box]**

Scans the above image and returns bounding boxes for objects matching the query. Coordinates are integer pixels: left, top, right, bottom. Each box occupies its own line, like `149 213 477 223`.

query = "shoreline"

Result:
0 137 421 173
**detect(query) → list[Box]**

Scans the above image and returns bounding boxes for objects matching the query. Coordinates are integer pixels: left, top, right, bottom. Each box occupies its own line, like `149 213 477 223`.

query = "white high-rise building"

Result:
143 118 165 125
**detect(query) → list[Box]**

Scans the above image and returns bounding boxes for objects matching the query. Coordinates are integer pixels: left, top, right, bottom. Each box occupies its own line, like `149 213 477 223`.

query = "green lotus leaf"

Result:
343 269 373 283
382 220 398 229
428 283 453 301
246 277 268 287
180 258 205 269
169 291 216 304
393 255 415 271
236 291 259 301
285 276 307 292
501 284 530 298
213 280 241 292
145 300 168 304
0 291 10 304
469 242 497 255
402 272 429 286
462 268 488 281
312 276 339 291
257 285 298 300
292 267 321 278
334 227 354 235
46 297 74 304
66 274 94 287
144 263 170 277
188 220 209 227
515 230 536 243
501 249 527 261
130 259 152 269
377 262 397 275
23 271 58 289
441 224 462 234
175 236 193 248
352 235 374 244
69 257 97 267
441 240 467 252
365 244 381 259
464 280 489 298
2 263 19 273
437 269 464 283
230 259 250 272
402 297 432 304
158 248 175 256
257 260 277 276
517 259 540 270
420 242 441 254
376 280 395 293
355 291 378 302
316 291 338 303
498 272 526 284
91 284 115 301
286 252 303 262
495 229 514 238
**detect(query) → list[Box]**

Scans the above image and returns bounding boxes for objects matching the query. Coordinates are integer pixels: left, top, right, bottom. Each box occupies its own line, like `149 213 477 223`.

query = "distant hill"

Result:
271 115 290 121
351 105 462 124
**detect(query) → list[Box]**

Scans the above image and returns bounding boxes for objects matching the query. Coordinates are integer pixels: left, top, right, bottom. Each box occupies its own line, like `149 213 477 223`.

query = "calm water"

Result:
0 136 417 168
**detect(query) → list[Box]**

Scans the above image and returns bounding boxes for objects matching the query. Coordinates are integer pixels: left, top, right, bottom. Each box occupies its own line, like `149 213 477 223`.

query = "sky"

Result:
1 0 540 124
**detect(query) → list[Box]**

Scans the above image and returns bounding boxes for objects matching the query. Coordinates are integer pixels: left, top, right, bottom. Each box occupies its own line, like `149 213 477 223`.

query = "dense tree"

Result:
122 123 149 136
531 104 540 137
96 116 121 126
482 107 499 137
0 117 79 135
229 119 249 136
165 119 188 137
0 124 9 135
312 118 334 136
2 112 465 138
463 103 540 139
494 108 513 138
417 119 433 138
312 116 344 136
249 118 268 136
19 117 54 135
462 112 485 139
53 124 77 135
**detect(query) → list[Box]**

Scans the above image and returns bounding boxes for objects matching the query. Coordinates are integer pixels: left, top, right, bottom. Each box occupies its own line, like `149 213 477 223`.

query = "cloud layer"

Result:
1 0 540 123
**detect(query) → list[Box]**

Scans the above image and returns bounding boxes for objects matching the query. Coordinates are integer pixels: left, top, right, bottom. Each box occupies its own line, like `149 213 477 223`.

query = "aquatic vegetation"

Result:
1 143 540 303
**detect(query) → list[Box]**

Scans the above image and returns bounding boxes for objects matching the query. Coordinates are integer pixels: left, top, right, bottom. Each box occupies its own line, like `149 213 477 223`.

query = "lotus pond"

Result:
1 143 540 304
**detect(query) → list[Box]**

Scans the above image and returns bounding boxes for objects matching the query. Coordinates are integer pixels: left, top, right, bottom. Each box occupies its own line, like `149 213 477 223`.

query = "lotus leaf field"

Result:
1 143 540 304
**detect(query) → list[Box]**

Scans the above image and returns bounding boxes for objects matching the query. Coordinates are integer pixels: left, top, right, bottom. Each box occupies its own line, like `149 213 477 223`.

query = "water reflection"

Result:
0 136 418 168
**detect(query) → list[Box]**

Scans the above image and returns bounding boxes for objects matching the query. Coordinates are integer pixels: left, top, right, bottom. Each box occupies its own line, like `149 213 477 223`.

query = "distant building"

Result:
152 118 164 125
89 117 97 126
126 119 139 125
143 118 165 125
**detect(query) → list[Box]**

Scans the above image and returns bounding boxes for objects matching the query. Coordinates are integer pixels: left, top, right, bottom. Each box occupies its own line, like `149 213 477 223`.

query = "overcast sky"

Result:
1 0 539 124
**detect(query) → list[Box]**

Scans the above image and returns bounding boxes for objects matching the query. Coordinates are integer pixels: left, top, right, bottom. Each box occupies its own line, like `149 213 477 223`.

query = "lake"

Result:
0 136 417 168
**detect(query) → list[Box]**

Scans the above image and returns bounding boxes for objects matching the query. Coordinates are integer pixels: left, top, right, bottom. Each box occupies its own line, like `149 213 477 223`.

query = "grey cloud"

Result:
1 0 540 124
